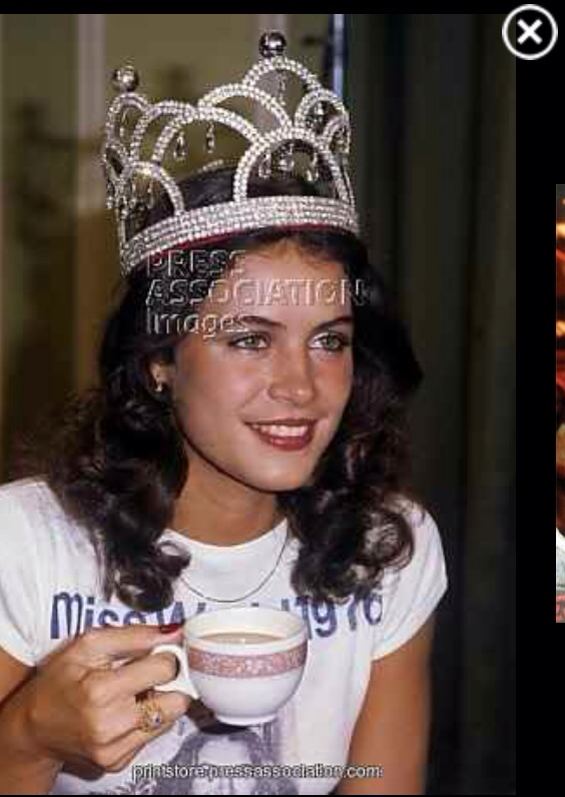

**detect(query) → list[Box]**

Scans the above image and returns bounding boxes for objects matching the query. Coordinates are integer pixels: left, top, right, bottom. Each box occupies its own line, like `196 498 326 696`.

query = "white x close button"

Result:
502 4 558 60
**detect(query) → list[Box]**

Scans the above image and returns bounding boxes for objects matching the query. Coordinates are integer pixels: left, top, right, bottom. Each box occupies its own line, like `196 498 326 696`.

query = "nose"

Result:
267 348 316 405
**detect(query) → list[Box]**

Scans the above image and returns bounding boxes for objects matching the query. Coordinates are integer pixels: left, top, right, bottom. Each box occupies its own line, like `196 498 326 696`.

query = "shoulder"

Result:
0 475 65 528
0 475 95 559
394 494 442 551
387 492 437 528
369 495 448 660
0 473 54 506
367 493 444 568
0 477 103 666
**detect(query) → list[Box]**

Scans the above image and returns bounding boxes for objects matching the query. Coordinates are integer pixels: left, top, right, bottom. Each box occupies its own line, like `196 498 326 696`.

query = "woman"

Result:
0 40 447 795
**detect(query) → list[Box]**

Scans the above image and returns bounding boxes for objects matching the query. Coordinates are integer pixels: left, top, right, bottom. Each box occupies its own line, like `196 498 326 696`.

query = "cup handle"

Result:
150 643 199 700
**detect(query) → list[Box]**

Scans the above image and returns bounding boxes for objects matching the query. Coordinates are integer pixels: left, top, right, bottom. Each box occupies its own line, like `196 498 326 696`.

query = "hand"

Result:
23 624 189 773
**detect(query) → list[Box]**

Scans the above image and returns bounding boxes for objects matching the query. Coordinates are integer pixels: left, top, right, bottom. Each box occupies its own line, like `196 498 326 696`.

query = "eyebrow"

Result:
230 314 354 332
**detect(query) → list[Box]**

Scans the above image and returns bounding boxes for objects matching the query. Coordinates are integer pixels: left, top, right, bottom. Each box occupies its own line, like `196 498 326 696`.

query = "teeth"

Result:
250 423 311 438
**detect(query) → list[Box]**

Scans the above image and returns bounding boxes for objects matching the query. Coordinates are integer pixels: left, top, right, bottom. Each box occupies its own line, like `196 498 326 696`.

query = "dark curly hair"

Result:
14 165 424 611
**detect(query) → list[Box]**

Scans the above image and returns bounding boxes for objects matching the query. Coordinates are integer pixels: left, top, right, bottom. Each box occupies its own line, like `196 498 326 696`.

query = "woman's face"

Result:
156 238 354 492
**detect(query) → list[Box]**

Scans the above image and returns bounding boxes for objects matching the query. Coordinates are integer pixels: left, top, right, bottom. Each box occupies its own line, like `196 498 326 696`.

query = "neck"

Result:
171 447 283 546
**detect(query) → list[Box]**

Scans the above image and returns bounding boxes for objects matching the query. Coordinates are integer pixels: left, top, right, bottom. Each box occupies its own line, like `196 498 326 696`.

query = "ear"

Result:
149 362 164 383
148 357 174 387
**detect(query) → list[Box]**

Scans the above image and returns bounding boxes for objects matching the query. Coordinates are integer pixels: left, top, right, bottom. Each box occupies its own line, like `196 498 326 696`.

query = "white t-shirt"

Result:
0 476 448 795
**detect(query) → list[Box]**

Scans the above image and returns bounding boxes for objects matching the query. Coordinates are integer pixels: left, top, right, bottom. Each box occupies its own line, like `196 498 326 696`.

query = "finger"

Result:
89 692 191 769
72 623 185 666
87 689 190 743
94 651 183 702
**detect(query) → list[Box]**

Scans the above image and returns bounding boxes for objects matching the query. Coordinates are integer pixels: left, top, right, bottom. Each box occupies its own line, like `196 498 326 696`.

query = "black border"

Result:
518 2 562 791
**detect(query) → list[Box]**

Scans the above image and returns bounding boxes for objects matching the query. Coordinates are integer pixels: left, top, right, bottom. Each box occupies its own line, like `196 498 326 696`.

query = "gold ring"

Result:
136 695 165 733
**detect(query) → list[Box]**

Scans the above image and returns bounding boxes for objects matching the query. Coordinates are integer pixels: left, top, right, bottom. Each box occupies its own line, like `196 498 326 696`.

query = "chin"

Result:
242 466 317 493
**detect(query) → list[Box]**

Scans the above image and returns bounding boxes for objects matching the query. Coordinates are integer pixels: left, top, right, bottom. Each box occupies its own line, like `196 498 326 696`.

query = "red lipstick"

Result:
246 419 317 451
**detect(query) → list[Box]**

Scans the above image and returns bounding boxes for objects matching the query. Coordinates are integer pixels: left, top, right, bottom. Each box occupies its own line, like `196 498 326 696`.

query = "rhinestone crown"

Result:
101 32 360 276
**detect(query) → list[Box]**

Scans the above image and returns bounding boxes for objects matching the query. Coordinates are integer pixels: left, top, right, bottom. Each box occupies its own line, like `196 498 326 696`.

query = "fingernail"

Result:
158 622 184 634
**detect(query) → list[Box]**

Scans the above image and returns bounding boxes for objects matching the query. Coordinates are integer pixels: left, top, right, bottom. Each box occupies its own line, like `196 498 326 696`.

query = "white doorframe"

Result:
76 13 106 215
74 13 106 390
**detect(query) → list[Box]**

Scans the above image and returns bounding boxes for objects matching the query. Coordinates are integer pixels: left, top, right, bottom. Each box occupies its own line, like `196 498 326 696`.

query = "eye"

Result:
228 333 269 349
310 333 351 352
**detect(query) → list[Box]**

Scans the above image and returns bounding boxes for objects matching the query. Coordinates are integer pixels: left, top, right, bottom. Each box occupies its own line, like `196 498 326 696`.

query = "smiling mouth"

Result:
245 420 317 449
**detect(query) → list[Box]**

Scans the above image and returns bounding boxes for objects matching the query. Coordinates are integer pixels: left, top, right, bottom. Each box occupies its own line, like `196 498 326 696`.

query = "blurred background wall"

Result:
0 13 515 794
346 15 515 795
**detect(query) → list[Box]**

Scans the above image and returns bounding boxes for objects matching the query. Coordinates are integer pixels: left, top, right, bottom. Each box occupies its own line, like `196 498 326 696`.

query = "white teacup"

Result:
151 606 308 725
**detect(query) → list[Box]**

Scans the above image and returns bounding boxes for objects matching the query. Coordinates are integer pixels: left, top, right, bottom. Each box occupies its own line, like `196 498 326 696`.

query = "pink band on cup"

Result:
188 641 307 678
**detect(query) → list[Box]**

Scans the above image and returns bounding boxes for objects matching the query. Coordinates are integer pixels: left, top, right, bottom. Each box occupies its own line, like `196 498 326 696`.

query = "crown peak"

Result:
112 64 140 94
259 31 287 59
